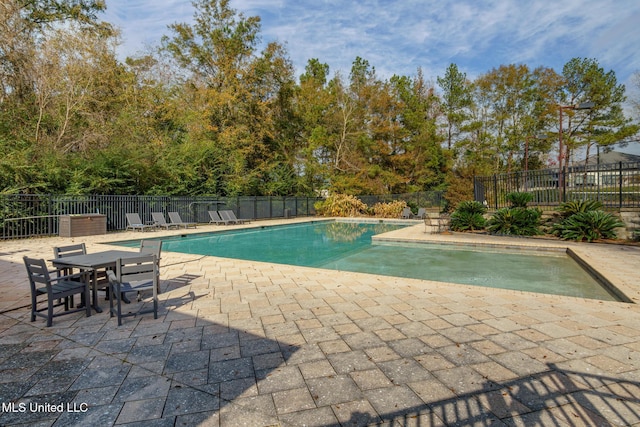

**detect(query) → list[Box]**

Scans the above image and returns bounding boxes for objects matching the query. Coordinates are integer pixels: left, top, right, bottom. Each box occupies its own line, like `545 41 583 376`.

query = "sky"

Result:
101 0 640 155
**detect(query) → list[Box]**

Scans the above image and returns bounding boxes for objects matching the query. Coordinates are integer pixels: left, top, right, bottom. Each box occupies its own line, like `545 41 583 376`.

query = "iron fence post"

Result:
47 194 54 235
619 161 623 209
493 175 498 209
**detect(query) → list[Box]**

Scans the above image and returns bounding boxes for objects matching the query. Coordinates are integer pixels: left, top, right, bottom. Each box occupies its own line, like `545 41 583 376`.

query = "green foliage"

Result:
314 194 368 217
443 165 478 211
437 63 473 150
554 210 624 242
0 1 637 199
505 192 533 208
450 211 486 231
372 200 407 218
562 58 640 153
486 207 542 236
556 200 604 217
449 200 487 231
455 200 488 215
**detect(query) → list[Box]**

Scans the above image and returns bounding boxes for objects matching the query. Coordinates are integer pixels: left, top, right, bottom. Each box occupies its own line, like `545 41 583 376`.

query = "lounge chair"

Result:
415 208 427 219
126 213 154 232
219 209 249 224
400 207 413 219
151 212 179 230
168 211 197 228
208 210 231 225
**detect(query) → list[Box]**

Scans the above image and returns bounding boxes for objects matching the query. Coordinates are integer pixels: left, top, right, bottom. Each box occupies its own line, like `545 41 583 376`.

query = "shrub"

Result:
505 192 533 208
372 200 407 218
314 194 368 217
486 207 542 236
455 200 487 215
555 210 624 242
450 200 487 231
556 200 604 218
450 211 486 231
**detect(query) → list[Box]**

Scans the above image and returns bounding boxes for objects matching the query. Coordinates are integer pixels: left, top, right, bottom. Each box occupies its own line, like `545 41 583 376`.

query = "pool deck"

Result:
0 217 639 426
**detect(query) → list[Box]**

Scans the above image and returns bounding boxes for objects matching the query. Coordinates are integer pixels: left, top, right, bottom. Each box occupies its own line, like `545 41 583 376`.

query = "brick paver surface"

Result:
1 218 639 426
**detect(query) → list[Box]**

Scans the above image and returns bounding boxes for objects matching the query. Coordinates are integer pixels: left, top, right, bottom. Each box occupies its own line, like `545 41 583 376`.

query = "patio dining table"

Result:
51 249 140 313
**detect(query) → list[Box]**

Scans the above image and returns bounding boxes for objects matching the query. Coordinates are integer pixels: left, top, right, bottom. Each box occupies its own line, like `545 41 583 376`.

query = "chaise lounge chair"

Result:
168 211 197 228
126 213 154 232
219 209 249 224
208 210 231 225
151 212 179 230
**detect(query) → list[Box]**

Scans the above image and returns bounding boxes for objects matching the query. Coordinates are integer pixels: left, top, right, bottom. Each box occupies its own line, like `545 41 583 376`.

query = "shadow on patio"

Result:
341 363 640 426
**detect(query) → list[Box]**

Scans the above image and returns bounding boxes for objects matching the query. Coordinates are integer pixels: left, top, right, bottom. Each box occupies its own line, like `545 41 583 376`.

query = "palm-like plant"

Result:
450 211 486 231
556 210 624 242
557 200 604 218
505 192 533 208
486 207 542 236
450 200 487 231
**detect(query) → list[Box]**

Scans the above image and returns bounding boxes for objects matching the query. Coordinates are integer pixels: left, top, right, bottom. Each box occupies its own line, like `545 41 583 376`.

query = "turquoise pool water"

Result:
112 221 618 301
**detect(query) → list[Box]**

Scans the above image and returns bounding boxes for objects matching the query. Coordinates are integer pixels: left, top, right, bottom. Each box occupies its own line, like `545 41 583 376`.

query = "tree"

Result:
469 64 562 174
296 58 332 193
162 0 260 89
161 0 298 196
633 71 640 120
1 0 109 112
437 63 473 150
0 0 115 194
561 58 639 165
389 70 446 192
32 24 120 152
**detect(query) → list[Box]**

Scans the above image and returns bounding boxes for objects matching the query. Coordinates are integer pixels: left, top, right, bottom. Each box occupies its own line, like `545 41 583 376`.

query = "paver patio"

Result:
0 218 639 426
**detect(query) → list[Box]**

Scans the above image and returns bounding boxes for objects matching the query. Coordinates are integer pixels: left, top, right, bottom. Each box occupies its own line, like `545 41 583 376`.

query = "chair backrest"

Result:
416 208 426 219
110 255 158 292
209 211 222 221
53 243 87 259
425 207 441 216
168 212 183 224
140 239 162 260
151 212 167 225
222 209 239 220
23 257 52 288
126 213 143 225
218 210 232 221
401 207 412 218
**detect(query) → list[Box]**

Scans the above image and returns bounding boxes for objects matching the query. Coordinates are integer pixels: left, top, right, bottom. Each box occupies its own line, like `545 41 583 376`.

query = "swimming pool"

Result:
111 221 621 301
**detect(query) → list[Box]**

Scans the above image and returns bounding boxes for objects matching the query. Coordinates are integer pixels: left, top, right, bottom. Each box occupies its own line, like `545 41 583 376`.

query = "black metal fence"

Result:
0 191 445 240
475 161 640 210
359 191 444 209
0 195 321 239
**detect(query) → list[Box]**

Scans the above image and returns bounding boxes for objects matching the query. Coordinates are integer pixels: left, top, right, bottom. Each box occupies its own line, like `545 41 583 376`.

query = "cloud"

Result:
102 0 640 85
102 0 195 54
